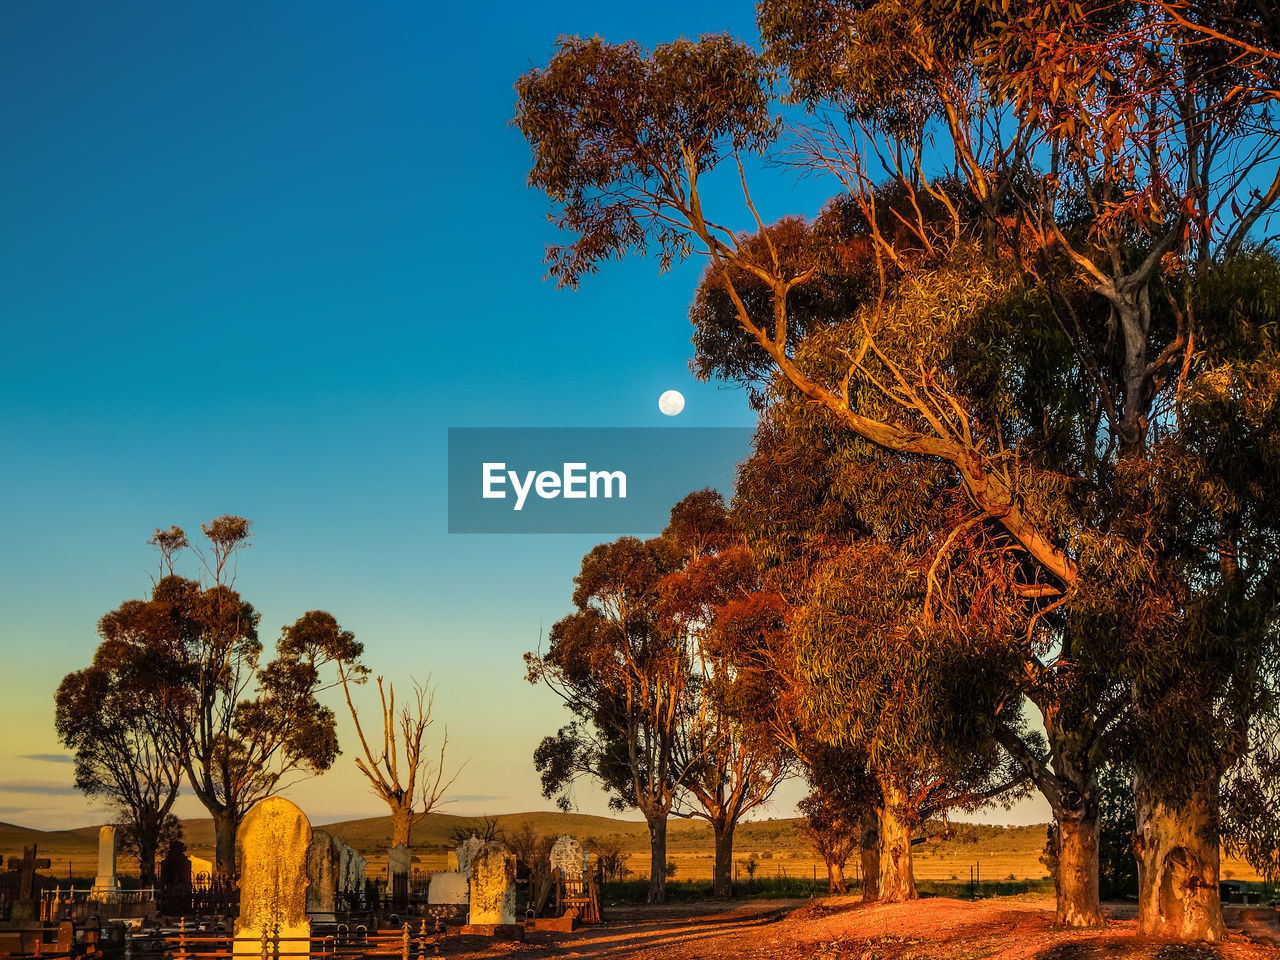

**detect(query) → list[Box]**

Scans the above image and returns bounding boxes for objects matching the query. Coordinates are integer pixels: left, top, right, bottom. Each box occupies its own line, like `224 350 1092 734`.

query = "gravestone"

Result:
468 842 515 926
91 825 118 900
455 835 484 877
189 855 214 882
387 843 410 908
6 844 51 921
305 831 340 918
232 797 311 959
56 920 74 953
549 835 588 881
337 845 365 907
159 840 193 914
427 871 468 905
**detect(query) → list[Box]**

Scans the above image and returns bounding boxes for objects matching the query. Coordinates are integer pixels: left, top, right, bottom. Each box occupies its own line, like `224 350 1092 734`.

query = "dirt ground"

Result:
430 896 1280 960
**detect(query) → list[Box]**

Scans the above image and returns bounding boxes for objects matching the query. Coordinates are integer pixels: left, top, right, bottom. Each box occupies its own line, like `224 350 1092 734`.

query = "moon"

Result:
658 389 685 416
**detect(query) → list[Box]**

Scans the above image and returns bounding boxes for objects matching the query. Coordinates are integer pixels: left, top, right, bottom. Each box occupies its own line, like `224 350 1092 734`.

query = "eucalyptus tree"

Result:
735 402 1034 901
136 518 364 874
657 490 797 896
526 533 695 903
56 629 187 886
797 786 861 894
514 7 1280 934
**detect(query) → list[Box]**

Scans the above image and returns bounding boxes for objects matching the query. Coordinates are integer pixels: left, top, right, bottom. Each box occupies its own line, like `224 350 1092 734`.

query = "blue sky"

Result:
0 2 1050 830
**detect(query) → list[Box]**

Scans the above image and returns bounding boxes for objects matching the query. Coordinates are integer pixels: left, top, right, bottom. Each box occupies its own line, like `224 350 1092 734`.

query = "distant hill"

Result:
1 812 1261 884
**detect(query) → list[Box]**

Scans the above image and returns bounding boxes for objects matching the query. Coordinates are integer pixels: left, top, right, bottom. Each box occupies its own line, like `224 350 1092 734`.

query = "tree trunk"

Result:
1134 772 1226 942
1001 704 1105 927
213 808 238 878
390 803 412 848
826 857 847 894
711 819 735 898
1053 811 1106 927
877 778 917 902
137 836 158 888
859 806 880 902
646 813 667 904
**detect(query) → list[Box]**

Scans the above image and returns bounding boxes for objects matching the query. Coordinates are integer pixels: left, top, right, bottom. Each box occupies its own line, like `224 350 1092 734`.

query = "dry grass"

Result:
0 814 1263 885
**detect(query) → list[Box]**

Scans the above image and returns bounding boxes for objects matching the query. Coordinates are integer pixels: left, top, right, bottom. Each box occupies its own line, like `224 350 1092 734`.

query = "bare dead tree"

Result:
338 670 464 846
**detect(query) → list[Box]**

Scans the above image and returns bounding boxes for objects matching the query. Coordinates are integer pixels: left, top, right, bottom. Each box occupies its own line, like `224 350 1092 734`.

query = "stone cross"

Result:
91 825 118 899
232 797 312 959
7 844 51 921
549 835 588 881
468 842 515 926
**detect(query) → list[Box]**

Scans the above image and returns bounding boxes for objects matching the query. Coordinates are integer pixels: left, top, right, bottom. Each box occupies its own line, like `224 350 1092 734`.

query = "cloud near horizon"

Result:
18 754 75 764
0 780 81 796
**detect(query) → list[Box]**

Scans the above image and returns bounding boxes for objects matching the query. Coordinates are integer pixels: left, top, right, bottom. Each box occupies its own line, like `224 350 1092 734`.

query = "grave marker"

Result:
232 798 311 959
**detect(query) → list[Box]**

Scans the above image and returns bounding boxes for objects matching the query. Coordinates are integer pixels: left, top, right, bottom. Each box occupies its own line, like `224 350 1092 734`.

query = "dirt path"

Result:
430 896 1280 960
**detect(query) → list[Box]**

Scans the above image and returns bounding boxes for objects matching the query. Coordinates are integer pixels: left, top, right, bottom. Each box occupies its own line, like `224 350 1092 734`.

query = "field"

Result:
0 812 1262 886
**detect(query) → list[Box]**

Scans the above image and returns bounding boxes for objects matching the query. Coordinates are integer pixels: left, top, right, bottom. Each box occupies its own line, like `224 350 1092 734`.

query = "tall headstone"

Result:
387 843 410 908
338 846 366 907
455 835 484 877
232 797 312 959
91 826 119 900
305 831 340 917
159 840 193 914
468 842 515 926
549 835 588 881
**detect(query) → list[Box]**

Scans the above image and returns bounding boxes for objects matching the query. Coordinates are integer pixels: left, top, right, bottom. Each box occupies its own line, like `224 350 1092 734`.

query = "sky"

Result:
0 2 1052 832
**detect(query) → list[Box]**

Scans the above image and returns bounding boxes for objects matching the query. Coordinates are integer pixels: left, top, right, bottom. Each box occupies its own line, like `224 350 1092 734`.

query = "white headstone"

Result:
468 842 515 926
347 850 366 896
427 871 469 905
549 834 588 880
337 843 365 901
388 842 411 881
455 835 484 878
305 831 340 917
91 825 118 900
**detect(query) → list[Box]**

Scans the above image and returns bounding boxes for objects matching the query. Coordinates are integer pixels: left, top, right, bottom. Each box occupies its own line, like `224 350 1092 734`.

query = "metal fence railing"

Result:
150 921 443 960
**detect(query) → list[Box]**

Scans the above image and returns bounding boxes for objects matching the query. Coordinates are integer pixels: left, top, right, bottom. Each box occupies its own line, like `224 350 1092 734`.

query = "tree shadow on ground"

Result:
1036 941 1223 959
440 909 790 959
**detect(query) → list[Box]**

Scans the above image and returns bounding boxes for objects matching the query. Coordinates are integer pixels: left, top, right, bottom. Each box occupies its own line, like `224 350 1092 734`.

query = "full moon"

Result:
658 389 685 416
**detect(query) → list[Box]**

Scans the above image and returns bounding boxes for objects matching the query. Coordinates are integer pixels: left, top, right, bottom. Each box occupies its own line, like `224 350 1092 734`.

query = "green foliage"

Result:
117 814 184 879
514 34 776 285
1097 764 1138 899
797 787 859 891
526 533 688 814
514 0 1280 926
70 517 366 874
55 624 187 886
